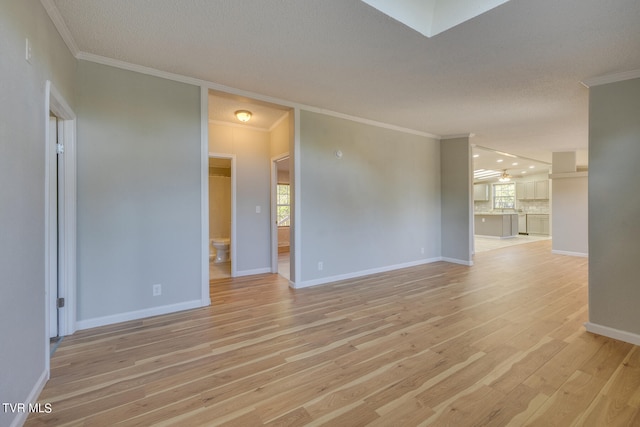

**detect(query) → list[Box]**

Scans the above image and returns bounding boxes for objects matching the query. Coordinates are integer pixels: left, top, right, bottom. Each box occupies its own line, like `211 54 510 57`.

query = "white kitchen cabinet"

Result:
527 214 549 235
535 180 549 199
473 183 489 201
525 182 536 199
518 213 527 233
516 182 525 200
517 180 549 200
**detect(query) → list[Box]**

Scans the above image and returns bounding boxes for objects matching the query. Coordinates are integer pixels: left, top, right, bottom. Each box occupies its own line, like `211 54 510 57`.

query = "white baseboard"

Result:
441 257 474 266
475 234 517 240
76 299 204 330
235 267 272 277
8 369 49 427
584 322 640 346
291 257 442 289
552 249 588 258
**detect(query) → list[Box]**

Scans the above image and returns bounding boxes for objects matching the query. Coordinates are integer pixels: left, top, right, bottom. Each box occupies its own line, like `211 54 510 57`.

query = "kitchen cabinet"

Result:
516 182 524 200
517 180 549 200
525 182 536 199
474 214 519 238
518 213 527 234
535 180 549 200
527 214 549 235
473 183 489 201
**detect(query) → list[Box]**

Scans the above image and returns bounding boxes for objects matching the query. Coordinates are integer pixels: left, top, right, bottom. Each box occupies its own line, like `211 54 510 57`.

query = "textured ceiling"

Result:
48 0 640 164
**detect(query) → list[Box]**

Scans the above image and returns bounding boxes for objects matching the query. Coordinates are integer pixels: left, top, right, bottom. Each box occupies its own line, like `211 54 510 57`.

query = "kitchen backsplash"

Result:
474 199 549 213
518 200 549 213
474 201 492 212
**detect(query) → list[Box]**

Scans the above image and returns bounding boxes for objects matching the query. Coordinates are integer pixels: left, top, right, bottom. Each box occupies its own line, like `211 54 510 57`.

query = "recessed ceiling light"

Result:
522 171 527 174
473 154 480 158
529 165 535 169
497 159 504 163
512 162 518 166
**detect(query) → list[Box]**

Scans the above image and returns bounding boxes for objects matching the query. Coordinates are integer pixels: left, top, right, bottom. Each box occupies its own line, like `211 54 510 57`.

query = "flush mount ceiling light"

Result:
498 169 512 182
234 110 252 122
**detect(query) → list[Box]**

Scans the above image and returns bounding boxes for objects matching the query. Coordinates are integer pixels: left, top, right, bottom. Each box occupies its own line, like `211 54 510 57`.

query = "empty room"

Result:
2 1 640 426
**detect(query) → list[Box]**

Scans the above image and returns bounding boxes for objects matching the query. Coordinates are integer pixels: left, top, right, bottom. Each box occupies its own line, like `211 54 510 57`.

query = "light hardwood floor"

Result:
27 241 640 426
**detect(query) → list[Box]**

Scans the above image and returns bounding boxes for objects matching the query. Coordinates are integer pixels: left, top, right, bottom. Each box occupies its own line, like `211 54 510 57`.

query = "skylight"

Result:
474 169 502 180
361 0 511 37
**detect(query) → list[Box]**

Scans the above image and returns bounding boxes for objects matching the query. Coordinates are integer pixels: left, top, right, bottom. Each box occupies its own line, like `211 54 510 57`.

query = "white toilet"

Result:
211 238 230 263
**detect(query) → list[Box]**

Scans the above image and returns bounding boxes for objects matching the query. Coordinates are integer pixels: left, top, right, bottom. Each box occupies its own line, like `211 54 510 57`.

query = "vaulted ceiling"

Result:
46 0 640 165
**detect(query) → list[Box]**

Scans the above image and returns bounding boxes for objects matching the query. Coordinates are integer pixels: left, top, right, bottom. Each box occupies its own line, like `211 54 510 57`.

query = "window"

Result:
277 184 290 226
493 183 515 209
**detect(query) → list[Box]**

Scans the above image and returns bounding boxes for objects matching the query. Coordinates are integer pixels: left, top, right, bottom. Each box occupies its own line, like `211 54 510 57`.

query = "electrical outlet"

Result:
152 284 162 296
317 261 323 271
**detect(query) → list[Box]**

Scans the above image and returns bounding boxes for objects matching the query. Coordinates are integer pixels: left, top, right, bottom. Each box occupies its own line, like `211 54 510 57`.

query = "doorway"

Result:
45 81 77 362
271 154 291 279
208 154 236 279
48 114 62 341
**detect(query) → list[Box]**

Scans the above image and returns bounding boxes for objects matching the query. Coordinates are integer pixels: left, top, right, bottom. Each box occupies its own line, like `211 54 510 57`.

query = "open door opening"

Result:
45 81 77 365
48 114 62 343
271 154 291 279
208 155 236 280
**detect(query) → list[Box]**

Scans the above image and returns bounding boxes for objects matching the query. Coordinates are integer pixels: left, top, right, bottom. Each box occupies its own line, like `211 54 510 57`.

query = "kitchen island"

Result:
474 213 519 238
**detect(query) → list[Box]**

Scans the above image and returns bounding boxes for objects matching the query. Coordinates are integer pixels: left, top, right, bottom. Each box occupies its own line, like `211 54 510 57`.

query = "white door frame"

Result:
270 153 289 273
44 81 77 360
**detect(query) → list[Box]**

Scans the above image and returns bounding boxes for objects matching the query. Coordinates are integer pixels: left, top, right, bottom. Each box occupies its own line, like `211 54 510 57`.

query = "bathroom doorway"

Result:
209 155 236 279
271 154 291 280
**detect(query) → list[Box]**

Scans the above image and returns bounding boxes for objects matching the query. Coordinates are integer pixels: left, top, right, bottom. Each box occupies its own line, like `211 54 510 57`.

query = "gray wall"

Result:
589 77 640 336
76 61 202 322
0 1 76 425
440 137 472 263
551 177 588 256
298 111 441 284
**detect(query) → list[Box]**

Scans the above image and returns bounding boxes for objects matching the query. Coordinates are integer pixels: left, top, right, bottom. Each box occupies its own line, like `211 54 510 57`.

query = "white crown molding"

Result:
301 106 441 139
75 53 442 140
77 51 207 87
549 171 588 179
40 0 80 56
208 119 270 133
42 0 442 139
441 133 475 140
581 69 640 88
268 111 290 132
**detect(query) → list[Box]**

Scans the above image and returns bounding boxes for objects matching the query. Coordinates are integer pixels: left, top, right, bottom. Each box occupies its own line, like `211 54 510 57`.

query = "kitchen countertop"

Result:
475 212 549 215
475 212 519 216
